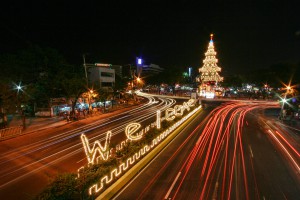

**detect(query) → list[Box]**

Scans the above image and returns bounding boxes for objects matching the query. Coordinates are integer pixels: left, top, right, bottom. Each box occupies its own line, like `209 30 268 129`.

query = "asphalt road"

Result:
0 94 182 199
115 101 300 200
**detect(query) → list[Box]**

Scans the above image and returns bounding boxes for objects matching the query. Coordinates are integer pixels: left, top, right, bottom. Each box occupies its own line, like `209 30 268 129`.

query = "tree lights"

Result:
198 34 224 97
199 34 223 82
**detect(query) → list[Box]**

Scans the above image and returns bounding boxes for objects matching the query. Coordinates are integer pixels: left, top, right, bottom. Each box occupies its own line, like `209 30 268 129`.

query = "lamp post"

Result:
280 98 287 120
88 89 94 114
83 54 88 88
279 84 293 120
14 82 26 129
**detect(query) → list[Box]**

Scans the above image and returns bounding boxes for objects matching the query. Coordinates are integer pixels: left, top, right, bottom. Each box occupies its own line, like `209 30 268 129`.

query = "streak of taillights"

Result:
274 131 300 158
136 109 208 200
267 129 300 173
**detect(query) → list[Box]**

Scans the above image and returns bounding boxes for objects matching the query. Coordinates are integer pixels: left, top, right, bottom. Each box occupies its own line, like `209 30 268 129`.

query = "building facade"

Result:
87 63 115 89
137 63 164 77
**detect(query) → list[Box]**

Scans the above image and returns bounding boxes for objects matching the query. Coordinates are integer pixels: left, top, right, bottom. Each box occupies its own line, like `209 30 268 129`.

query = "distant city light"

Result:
95 63 111 67
138 58 142 65
136 57 143 65
206 92 215 99
188 67 192 77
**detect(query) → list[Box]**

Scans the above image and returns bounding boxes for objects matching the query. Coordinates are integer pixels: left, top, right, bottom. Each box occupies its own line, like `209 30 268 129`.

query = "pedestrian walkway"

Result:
7 115 66 133
275 117 300 133
1 102 143 141
263 108 300 135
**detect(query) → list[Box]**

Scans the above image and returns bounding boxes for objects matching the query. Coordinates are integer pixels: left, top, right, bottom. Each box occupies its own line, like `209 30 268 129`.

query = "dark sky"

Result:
1 0 299 74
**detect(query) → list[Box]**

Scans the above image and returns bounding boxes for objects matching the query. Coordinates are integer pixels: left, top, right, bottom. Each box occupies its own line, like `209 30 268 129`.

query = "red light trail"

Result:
117 100 300 200
169 102 294 200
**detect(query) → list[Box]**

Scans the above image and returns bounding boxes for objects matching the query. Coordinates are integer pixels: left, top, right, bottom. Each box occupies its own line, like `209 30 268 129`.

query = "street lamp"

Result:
135 76 144 90
282 98 287 103
13 82 26 129
280 97 287 120
13 82 24 107
14 82 24 94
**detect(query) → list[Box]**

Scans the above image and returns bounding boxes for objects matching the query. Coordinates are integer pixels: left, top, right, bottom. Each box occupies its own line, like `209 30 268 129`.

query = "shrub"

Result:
36 105 198 199
36 173 77 200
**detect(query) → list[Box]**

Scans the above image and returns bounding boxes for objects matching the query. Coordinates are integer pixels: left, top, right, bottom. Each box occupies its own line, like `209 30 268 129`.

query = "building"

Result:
121 64 133 79
87 63 115 89
110 65 122 78
136 63 164 78
141 64 164 75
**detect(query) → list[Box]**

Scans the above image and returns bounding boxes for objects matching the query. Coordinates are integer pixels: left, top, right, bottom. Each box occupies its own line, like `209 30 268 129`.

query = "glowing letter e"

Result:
156 110 161 129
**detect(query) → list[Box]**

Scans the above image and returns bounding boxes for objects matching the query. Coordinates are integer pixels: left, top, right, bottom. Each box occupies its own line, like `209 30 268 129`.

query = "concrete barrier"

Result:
0 126 23 141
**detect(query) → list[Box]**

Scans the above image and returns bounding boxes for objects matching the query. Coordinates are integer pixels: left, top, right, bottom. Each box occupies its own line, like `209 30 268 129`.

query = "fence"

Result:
35 107 52 117
0 126 23 141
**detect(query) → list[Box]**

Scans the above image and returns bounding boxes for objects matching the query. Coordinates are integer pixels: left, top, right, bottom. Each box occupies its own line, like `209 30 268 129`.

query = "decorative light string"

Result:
88 105 200 195
78 99 199 195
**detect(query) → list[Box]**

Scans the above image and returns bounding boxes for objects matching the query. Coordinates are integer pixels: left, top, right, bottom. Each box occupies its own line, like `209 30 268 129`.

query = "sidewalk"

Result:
263 108 300 134
5 102 144 136
275 117 300 133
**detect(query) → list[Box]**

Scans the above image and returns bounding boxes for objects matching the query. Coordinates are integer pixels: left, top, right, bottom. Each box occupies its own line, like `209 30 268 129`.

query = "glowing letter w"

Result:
81 131 112 165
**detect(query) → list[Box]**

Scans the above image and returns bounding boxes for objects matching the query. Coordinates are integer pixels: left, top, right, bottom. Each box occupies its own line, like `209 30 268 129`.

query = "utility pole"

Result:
83 54 88 87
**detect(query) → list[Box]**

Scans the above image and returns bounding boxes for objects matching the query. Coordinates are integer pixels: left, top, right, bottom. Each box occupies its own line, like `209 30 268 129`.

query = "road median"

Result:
97 106 202 200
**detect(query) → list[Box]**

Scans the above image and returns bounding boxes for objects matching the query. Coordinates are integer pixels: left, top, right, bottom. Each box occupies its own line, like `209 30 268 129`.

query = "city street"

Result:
115 101 300 200
1 94 299 199
0 94 180 199
1 1 299 199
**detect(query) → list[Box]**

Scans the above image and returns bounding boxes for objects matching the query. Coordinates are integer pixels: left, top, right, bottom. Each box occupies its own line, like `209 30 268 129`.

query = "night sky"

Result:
1 0 299 75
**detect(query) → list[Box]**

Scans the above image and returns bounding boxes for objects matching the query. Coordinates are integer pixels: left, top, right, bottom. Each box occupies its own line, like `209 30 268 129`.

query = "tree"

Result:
0 45 77 109
96 88 113 113
60 71 86 119
114 75 127 91
146 66 184 85
0 45 87 120
198 34 224 84
242 62 300 88
221 75 244 88
0 83 15 128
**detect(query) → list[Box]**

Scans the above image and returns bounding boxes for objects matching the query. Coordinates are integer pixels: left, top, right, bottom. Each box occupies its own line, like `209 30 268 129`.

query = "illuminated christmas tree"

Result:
198 34 224 97
199 34 223 84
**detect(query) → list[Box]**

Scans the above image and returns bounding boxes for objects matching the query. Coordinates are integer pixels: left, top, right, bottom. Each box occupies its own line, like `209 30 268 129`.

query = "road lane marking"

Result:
77 158 86 163
249 145 254 158
164 171 181 200
212 182 219 200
